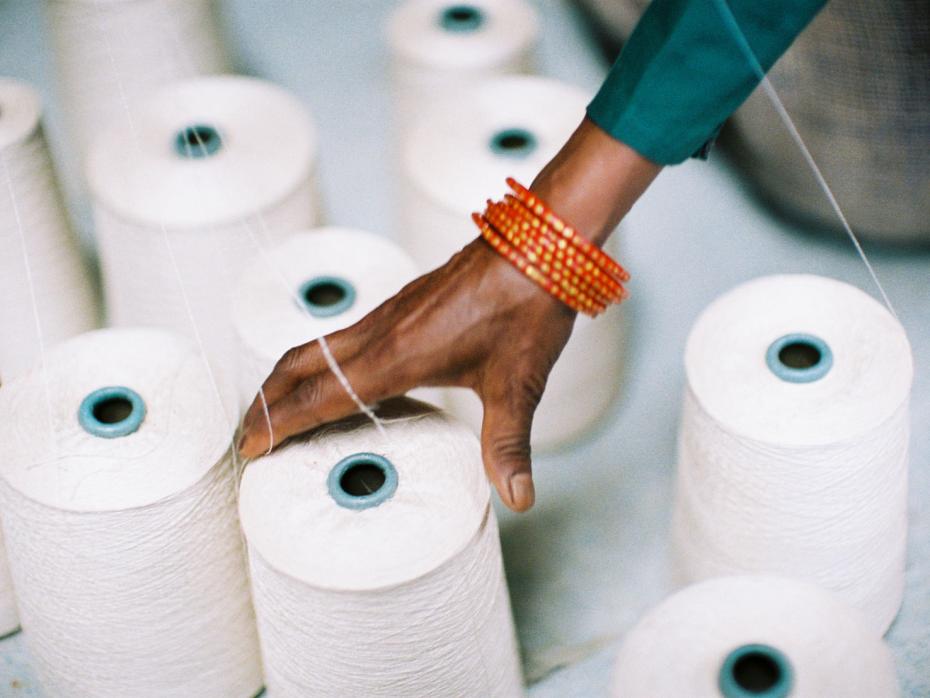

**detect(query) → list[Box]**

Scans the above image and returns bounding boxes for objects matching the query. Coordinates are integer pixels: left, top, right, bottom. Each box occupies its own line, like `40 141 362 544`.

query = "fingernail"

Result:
508 473 535 512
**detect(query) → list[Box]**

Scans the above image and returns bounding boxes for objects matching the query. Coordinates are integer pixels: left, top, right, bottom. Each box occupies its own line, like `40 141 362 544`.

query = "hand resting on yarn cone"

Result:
238 237 575 512
238 120 661 512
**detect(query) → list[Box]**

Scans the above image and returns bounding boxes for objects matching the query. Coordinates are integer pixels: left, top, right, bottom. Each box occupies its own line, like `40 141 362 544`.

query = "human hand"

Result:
238 237 576 512
238 118 661 512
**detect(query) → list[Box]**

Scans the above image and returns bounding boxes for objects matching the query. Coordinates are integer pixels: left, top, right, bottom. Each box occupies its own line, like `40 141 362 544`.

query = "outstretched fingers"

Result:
238 329 401 458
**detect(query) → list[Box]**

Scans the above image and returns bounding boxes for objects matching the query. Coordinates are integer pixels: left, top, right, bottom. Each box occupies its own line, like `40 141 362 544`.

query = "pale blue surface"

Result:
1 1 927 696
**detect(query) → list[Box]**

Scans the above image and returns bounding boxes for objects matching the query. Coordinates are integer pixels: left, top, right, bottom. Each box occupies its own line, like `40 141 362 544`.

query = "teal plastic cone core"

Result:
766 332 833 383
297 275 356 318
174 123 223 158
489 127 537 158
439 5 484 32
78 386 146 438
719 644 793 698
327 453 398 510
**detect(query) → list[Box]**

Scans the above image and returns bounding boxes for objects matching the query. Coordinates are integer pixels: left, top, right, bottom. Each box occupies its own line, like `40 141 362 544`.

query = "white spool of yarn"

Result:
610 576 899 697
239 398 523 697
0 327 262 697
45 0 229 161
401 75 627 449
387 0 538 133
231 227 446 411
0 77 97 383
87 75 321 403
672 274 913 635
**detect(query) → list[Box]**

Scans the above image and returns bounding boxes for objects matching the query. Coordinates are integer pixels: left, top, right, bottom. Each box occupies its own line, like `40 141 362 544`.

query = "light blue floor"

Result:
1 1 928 696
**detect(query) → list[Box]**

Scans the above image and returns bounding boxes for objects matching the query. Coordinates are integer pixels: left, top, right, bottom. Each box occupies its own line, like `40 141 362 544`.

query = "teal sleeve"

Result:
586 0 827 165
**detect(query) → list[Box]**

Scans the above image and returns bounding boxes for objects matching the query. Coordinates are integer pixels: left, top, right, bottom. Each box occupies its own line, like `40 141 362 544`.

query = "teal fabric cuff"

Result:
587 0 827 165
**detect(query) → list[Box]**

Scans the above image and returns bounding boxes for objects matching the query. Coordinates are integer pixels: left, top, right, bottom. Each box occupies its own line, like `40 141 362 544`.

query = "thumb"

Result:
480 389 538 512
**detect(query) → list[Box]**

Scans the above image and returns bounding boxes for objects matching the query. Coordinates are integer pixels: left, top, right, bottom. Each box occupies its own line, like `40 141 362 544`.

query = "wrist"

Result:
530 117 662 246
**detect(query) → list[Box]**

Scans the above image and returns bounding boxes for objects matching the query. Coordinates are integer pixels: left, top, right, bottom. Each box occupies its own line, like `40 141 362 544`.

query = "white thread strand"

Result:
88 18 245 473
238 402 523 696
138 0 370 447
610 576 900 697
144 0 381 445
0 328 263 697
0 157 55 446
672 274 912 634
0 79 97 384
711 0 898 319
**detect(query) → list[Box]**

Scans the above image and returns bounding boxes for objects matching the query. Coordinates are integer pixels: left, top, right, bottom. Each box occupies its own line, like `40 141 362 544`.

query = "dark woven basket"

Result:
579 0 930 244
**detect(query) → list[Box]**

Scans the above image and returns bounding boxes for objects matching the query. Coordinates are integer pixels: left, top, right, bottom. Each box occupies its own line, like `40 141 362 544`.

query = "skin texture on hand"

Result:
239 118 662 512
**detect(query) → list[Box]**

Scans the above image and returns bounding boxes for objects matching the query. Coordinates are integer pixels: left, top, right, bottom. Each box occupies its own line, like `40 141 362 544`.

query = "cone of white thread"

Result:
672 274 913 634
400 75 628 449
387 0 538 135
44 0 229 163
0 77 98 383
231 227 444 412
239 398 523 697
86 75 322 408
0 327 263 697
610 576 899 697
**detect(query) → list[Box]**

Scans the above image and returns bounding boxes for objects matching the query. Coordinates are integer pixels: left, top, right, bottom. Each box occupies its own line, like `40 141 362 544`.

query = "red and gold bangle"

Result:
482 204 624 305
489 199 627 301
500 194 629 287
471 179 630 317
473 215 608 316
499 195 629 290
506 177 630 283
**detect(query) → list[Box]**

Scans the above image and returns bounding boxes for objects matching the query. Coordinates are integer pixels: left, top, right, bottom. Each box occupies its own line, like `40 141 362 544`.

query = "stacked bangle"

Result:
472 178 629 317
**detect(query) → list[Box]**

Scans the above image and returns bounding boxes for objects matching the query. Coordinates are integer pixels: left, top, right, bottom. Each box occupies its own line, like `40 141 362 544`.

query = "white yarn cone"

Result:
611 576 899 697
0 77 98 383
239 398 523 697
672 274 913 634
45 0 229 162
387 0 538 135
0 327 262 697
400 75 627 449
86 75 322 409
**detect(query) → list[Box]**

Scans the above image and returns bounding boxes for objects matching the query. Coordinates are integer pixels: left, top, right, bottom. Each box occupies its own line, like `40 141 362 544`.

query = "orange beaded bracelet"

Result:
472 179 629 317
482 203 622 307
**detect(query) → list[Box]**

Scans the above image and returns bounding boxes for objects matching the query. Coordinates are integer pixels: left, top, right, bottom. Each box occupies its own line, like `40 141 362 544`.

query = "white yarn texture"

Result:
673 274 913 634
401 76 627 448
0 78 97 383
387 0 538 134
231 227 421 411
610 576 899 697
239 400 523 697
45 0 229 161
0 328 262 697
87 75 322 404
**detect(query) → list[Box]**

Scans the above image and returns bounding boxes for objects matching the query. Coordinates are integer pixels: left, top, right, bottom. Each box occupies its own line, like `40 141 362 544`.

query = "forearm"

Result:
530 117 662 246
